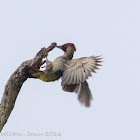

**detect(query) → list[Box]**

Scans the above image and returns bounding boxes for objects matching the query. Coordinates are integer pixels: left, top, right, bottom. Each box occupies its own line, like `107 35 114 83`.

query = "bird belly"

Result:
38 70 62 82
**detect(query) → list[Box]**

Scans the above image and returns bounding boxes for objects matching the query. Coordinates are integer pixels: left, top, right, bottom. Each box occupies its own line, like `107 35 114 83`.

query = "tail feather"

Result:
61 81 92 107
78 81 92 107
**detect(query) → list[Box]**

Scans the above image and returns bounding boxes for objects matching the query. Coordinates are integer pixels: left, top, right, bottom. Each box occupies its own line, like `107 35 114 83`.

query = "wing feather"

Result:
83 64 91 77
76 66 80 84
68 70 74 84
78 67 82 84
62 56 102 85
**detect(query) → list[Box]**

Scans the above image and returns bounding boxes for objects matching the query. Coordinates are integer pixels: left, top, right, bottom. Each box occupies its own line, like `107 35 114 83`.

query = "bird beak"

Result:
56 45 65 51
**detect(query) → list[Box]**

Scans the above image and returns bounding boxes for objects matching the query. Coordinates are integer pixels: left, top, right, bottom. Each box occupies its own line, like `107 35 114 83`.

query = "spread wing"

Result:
62 56 102 85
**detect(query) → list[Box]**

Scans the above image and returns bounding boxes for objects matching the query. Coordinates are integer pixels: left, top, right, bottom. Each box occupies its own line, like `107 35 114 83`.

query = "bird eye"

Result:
63 46 67 51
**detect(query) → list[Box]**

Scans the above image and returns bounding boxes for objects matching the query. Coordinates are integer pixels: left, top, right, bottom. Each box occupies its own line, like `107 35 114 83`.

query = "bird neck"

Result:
63 51 74 60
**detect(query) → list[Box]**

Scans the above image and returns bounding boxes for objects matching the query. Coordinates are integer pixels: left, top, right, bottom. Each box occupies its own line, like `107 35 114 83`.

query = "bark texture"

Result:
0 43 56 132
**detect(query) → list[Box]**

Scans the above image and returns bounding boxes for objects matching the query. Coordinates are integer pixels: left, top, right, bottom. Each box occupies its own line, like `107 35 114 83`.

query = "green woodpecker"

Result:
34 43 102 107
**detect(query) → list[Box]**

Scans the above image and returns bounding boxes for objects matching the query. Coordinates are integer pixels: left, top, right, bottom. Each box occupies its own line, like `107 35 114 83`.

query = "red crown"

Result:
63 43 76 51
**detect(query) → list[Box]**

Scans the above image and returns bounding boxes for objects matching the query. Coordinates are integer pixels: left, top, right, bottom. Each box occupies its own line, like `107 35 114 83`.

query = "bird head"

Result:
56 43 76 52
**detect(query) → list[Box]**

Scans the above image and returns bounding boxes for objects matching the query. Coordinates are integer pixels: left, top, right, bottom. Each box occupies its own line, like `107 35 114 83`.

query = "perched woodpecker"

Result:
33 43 102 107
